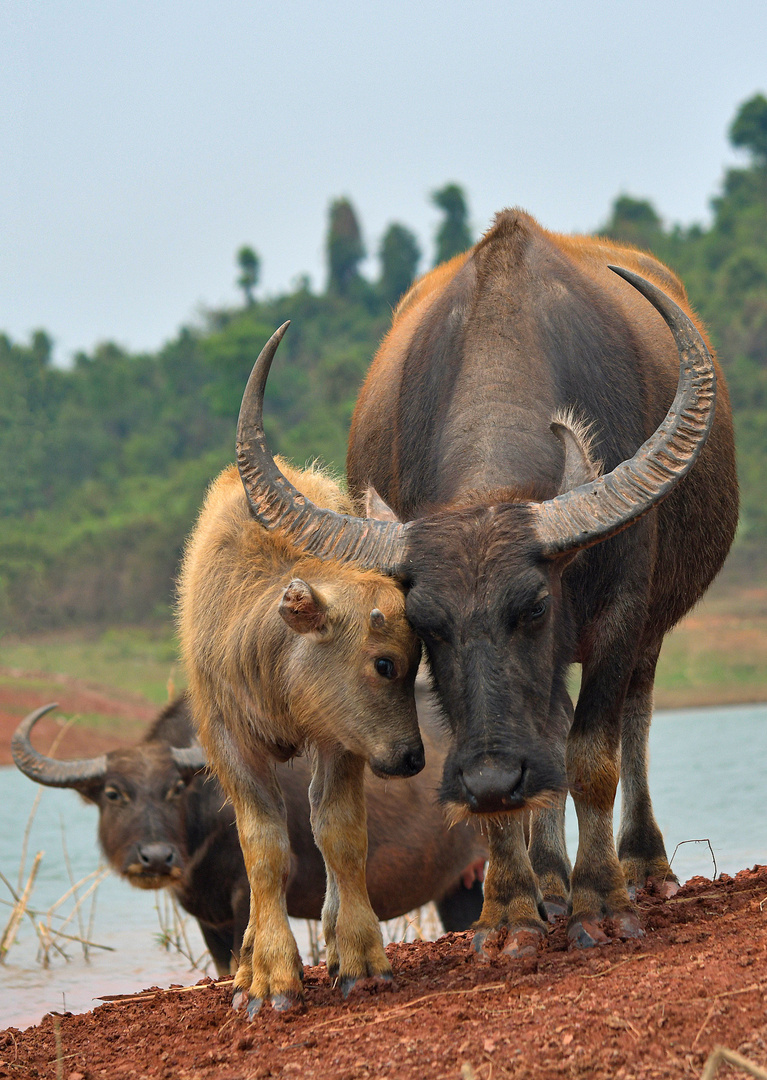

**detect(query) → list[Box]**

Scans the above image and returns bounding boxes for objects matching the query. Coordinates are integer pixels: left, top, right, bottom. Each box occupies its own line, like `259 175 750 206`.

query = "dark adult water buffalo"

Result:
230 209 737 955
12 689 486 976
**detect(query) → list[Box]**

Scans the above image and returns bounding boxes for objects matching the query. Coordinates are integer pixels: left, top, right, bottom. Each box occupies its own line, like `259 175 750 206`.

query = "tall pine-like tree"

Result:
432 183 472 265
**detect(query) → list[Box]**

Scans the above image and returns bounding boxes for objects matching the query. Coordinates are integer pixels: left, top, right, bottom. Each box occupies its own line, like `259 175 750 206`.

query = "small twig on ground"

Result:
682 981 765 1005
582 953 650 979
669 838 718 880
692 1002 717 1049
700 1046 767 1080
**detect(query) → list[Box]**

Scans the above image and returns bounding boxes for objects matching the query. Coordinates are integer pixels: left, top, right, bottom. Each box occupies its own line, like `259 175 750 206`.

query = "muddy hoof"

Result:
245 996 263 1019
613 912 645 939
340 972 394 999
271 992 303 1013
472 927 498 962
568 918 610 948
650 876 680 899
232 988 249 1012
502 928 544 959
543 896 568 923
473 925 544 961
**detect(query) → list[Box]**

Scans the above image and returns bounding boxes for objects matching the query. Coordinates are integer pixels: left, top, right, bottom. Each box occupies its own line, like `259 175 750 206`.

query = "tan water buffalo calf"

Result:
177 326 425 1014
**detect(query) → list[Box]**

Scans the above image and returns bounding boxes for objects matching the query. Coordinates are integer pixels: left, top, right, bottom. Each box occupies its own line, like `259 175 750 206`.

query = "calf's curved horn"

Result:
532 266 717 556
11 704 108 789
236 322 409 574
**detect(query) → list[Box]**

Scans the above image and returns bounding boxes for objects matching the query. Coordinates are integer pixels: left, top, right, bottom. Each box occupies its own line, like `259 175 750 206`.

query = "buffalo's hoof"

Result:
543 896 568 923
568 911 645 948
340 971 394 999
651 876 680 899
613 912 645 939
472 925 544 962
502 928 543 959
567 918 610 948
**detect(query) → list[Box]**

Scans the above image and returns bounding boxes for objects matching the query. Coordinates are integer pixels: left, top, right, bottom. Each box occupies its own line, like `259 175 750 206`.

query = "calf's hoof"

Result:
340 970 394 999
242 992 303 1018
472 924 545 962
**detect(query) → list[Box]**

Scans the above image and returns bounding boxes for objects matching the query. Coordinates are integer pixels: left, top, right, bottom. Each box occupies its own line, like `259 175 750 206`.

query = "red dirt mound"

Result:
3 867 766 1080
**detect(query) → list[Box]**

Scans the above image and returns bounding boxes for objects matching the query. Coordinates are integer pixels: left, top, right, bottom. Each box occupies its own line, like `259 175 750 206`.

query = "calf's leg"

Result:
309 749 391 996
207 732 303 1014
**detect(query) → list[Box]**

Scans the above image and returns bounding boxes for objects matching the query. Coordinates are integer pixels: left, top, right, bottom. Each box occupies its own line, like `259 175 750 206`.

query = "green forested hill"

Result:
2 102 766 633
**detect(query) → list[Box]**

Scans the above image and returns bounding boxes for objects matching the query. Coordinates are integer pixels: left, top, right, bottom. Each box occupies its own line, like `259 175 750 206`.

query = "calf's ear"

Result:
364 486 400 522
279 579 328 635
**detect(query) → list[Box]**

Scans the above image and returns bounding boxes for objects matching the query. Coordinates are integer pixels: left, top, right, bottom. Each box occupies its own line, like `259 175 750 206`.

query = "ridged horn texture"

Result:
170 745 208 776
11 704 107 789
531 265 717 557
236 321 409 574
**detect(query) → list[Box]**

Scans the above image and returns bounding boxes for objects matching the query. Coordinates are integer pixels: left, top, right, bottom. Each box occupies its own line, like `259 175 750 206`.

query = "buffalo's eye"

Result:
167 779 187 800
374 657 396 679
104 786 123 803
527 596 550 621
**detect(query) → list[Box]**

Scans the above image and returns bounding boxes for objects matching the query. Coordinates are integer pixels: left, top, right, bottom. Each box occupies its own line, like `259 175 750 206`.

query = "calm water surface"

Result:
1 703 765 1030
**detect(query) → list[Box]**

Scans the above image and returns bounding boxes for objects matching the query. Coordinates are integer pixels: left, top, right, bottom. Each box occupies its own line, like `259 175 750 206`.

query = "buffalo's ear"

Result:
279 579 328 635
364 486 400 522
551 414 601 493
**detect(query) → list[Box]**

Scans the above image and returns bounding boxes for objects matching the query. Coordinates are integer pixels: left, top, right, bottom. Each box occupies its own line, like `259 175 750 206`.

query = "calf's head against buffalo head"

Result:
276 569 424 778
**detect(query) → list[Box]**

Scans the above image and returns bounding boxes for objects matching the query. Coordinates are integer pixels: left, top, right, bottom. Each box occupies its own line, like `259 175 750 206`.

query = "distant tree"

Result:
729 93 767 166
326 198 365 295
431 183 472 265
600 194 664 251
236 246 261 307
379 223 421 307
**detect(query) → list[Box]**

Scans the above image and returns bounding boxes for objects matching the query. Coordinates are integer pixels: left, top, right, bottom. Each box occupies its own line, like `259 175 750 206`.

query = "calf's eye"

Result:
374 657 396 679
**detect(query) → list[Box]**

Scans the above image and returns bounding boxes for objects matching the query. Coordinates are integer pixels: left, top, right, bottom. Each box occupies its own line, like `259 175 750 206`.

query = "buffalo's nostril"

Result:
137 843 176 873
459 764 526 813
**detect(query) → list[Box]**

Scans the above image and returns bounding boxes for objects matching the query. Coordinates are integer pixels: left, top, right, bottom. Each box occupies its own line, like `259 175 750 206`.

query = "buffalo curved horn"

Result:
236 322 409 574
531 266 717 556
170 745 208 777
11 704 108 790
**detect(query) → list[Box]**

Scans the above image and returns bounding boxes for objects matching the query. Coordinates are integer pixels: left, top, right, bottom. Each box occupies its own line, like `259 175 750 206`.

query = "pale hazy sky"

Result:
2 1 766 363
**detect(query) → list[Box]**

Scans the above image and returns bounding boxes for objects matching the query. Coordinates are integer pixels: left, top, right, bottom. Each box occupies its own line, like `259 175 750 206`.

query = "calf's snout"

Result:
370 738 425 779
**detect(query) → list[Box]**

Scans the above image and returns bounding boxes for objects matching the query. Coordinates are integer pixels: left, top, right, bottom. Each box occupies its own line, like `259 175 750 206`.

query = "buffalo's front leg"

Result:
309 749 391 996
618 648 679 898
472 818 549 959
567 670 643 947
528 792 571 920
